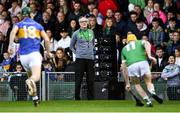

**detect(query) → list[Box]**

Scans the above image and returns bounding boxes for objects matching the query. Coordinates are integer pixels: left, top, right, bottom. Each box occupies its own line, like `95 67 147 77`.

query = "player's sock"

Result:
32 96 40 107
146 101 153 107
143 96 151 102
147 84 156 95
32 96 38 100
143 96 153 107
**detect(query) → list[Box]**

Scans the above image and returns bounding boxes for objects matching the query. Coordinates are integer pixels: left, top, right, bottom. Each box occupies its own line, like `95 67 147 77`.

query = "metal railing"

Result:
0 71 176 101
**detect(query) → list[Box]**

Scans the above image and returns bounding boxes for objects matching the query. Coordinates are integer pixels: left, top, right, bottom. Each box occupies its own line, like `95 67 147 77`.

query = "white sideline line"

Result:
0 111 180 113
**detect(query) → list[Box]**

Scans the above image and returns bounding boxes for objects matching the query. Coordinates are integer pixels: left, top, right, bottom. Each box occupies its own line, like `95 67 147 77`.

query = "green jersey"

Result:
121 40 147 66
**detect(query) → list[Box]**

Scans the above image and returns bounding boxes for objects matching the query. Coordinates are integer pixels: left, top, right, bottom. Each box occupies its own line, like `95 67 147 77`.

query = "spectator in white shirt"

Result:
55 28 72 60
8 0 22 17
55 28 71 50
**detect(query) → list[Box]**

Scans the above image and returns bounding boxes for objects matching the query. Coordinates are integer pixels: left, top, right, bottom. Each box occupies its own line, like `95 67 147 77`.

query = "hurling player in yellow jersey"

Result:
8 7 51 107
121 33 163 107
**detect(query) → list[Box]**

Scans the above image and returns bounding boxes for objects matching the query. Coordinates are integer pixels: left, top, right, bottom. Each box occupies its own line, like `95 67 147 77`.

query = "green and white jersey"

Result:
121 40 147 66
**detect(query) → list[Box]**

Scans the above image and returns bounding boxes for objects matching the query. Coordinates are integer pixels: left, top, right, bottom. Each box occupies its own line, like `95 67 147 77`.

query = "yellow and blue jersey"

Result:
15 18 44 55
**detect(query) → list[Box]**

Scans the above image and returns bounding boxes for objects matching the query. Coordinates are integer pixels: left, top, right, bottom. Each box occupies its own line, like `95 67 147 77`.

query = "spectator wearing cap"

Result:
55 27 72 60
70 16 95 100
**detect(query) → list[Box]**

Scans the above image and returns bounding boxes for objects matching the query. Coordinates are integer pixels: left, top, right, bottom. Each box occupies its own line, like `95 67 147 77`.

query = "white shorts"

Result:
20 52 42 71
127 61 151 77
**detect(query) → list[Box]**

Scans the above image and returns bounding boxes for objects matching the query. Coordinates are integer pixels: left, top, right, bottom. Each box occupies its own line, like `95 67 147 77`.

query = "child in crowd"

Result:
9 62 27 101
52 47 70 72
2 52 12 72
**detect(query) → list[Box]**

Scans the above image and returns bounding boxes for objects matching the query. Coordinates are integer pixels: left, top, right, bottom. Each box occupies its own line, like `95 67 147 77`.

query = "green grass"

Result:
0 100 180 112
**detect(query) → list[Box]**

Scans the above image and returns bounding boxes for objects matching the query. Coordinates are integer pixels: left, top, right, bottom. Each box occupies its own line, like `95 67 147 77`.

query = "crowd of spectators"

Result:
0 0 179 79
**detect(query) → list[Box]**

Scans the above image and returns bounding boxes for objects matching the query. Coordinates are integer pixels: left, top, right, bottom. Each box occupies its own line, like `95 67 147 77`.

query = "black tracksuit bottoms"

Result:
75 58 95 100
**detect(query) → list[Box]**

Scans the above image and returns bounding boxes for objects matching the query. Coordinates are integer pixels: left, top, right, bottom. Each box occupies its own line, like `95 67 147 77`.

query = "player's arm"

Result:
121 49 131 91
121 61 131 91
143 40 151 58
8 25 19 53
41 30 50 53
41 30 53 58
143 40 157 64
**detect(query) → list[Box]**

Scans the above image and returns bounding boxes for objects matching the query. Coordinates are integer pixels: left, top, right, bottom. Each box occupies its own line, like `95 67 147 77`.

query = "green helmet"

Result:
22 7 31 16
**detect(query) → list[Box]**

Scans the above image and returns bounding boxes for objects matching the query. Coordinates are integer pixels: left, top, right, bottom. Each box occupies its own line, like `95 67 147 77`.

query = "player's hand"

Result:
8 47 14 56
163 77 168 80
46 52 54 59
125 83 131 91
149 56 157 64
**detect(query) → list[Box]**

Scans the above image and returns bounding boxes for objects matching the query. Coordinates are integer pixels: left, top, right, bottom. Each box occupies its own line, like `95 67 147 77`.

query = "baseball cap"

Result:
60 27 68 33
22 7 31 16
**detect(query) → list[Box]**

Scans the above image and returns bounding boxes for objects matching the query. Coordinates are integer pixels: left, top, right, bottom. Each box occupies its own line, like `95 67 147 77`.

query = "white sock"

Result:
143 96 151 103
147 84 156 95
32 96 38 100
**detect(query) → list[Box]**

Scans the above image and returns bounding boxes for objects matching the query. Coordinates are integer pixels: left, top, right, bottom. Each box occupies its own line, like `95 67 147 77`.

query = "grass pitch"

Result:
0 100 180 112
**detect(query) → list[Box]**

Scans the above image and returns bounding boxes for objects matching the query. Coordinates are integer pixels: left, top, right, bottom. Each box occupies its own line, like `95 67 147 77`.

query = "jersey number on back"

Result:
23 26 36 38
126 41 136 51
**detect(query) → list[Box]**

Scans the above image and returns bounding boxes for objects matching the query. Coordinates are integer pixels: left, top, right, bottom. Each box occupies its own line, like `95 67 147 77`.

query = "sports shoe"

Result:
33 99 40 107
136 100 144 107
26 79 37 96
152 94 163 104
146 102 153 107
